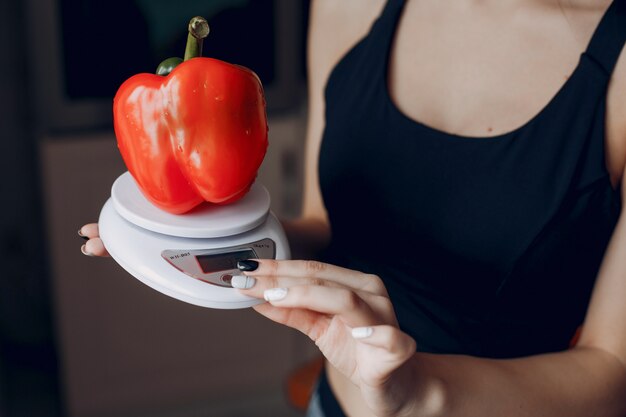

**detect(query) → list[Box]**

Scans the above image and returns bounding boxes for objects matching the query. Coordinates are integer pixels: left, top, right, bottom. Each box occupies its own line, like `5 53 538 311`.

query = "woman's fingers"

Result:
252 303 330 337
240 259 387 295
234 274 398 325
260 284 380 328
352 325 416 386
79 223 110 257
79 223 100 238
81 237 110 257
232 273 344 293
233 260 397 325
352 325 416 361
351 325 417 406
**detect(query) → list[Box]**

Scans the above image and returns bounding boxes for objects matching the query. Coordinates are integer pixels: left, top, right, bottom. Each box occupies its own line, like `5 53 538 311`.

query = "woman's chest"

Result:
387 0 625 189
321 53 621 285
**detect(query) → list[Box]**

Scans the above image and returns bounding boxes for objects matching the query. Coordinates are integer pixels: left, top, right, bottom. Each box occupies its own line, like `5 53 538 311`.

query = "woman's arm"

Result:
400 344 626 417
279 0 386 259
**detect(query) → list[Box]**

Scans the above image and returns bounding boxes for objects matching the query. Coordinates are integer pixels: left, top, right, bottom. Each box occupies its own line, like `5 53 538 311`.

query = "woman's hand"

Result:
233 259 417 416
78 223 110 257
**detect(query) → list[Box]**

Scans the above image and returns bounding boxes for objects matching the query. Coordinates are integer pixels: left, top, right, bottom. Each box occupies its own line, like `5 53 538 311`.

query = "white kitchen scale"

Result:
98 172 290 309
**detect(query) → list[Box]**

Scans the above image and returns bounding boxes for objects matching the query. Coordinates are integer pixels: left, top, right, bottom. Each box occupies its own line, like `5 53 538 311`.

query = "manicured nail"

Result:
78 229 89 241
231 275 256 289
237 260 259 271
81 244 94 257
352 327 373 339
264 287 287 302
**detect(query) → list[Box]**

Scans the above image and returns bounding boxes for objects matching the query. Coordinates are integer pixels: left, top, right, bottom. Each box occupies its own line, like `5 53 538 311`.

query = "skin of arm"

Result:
280 0 386 260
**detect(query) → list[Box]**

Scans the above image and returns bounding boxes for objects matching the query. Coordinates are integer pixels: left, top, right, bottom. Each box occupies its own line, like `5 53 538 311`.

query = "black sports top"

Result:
316 0 625 415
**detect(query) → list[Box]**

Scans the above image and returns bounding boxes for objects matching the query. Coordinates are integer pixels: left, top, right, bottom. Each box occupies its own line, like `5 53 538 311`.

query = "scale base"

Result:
99 173 290 309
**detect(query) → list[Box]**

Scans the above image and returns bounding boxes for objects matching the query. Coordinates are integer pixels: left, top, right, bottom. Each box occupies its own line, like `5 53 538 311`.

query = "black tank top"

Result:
316 0 625 415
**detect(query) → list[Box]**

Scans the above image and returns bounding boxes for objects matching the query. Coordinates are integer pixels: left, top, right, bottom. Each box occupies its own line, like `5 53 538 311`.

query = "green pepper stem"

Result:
184 16 210 61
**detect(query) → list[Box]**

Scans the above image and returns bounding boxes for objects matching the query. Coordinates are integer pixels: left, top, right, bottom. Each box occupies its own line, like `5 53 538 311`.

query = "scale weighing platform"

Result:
99 172 290 309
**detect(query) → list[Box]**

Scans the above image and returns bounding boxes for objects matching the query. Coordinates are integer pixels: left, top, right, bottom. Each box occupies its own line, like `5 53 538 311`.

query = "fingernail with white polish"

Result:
231 275 256 289
264 287 288 302
352 327 374 339
78 228 88 241
81 244 94 257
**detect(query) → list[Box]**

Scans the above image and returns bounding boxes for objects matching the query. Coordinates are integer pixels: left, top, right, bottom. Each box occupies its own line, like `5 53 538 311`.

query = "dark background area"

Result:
61 0 277 99
0 1 310 416
0 0 62 415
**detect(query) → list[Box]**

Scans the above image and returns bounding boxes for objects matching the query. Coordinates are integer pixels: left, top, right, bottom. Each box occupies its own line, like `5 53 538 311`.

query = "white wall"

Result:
40 110 320 417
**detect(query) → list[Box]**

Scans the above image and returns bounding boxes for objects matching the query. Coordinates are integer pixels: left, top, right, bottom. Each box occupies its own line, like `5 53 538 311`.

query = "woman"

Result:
80 0 626 415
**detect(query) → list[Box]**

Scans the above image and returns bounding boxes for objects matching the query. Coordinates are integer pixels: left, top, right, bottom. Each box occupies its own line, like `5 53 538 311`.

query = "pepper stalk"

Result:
156 16 210 76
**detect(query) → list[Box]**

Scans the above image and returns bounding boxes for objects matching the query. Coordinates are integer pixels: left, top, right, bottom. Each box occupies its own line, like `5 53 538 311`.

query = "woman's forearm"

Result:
401 347 626 417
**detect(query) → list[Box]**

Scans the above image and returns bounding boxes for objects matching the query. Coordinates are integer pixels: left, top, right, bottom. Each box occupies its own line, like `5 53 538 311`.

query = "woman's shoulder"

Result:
309 0 385 33
308 0 386 76
603 1 626 191
300 1 387 224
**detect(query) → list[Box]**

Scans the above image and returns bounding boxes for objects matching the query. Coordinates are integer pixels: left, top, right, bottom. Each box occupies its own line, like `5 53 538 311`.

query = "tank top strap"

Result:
379 0 405 20
584 0 626 75
371 0 405 40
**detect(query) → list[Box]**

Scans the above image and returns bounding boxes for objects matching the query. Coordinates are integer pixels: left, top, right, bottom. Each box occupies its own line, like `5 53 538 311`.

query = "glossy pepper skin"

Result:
114 57 268 214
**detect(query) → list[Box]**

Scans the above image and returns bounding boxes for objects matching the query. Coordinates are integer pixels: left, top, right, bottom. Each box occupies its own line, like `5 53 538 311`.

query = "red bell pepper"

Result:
113 17 268 214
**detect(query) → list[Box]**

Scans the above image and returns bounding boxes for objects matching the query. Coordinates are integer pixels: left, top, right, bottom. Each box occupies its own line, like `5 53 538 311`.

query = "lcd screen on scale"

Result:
196 249 257 274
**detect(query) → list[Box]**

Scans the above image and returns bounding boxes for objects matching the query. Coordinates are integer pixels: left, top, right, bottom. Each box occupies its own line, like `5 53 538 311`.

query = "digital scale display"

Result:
195 249 257 274
161 239 274 288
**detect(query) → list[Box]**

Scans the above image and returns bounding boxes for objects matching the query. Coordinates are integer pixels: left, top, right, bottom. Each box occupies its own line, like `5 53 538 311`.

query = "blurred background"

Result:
0 0 320 416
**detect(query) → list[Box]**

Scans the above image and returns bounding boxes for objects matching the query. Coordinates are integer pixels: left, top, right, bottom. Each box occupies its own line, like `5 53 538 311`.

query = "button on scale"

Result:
220 274 233 286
